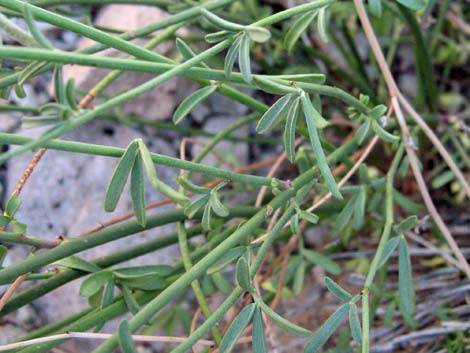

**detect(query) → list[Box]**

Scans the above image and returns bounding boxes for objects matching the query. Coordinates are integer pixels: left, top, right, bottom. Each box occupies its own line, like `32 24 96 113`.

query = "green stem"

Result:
29 0 171 6
0 39 230 163
0 11 39 47
361 145 404 353
0 207 257 286
0 133 276 186
0 231 60 248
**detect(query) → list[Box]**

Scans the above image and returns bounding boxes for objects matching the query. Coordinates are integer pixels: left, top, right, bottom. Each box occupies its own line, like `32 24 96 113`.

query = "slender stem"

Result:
361 144 404 353
0 12 39 47
0 133 276 186
0 39 230 163
0 231 60 248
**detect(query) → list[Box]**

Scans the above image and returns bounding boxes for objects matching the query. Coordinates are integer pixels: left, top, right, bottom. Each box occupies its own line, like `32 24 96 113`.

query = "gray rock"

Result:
207 92 250 117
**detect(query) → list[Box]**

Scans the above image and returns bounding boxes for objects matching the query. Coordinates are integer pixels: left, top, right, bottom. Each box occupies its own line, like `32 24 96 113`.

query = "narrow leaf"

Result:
369 0 382 17
205 30 232 43
202 202 212 231
355 119 371 145
299 210 319 224
224 36 242 78
210 191 229 217
270 73 325 84
252 307 268 353
398 237 415 317
173 85 217 125
220 303 256 353
302 250 341 275
176 176 210 195
80 271 113 297
394 215 417 235
372 120 400 144
201 8 245 32
396 0 425 10
317 7 329 43
301 93 342 199
239 33 252 83
175 38 209 68
236 257 251 291
254 76 299 95
284 97 301 162
23 4 53 49
336 195 355 231
255 295 311 337
349 303 362 344
100 278 114 309
305 303 349 353
353 187 366 229
122 286 140 315
137 139 190 206
257 94 293 133
5 195 21 217
377 236 400 268
104 141 138 212
54 256 101 273
284 11 317 54
246 26 271 43
130 153 146 227
118 320 138 353
324 277 352 302
0 245 8 266
184 194 210 218
293 260 306 295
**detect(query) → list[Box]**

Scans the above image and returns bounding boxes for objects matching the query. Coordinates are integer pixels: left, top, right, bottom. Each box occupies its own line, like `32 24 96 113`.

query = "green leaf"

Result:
293 260 306 295
349 303 362 344
211 272 232 295
202 202 212 231
11 221 27 234
80 271 113 297
355 119 371 145
173 85 217 125
284 11 318 54
201 8 245 32
290 213 300 235
224 36 242 78
65 78 78 110
100 278 114 309
184 194 210 219
130 153 146 227
377 236 400 268
301 93 342 200
15 84 26 99
122 285 140 315
353 187 366 229
118 320 138 353
270 73 325 84
23 4 53 49
284 97 301 162
369 104 387 119
116 273 166 291
324 277 352 302
176 176 210 195
210 190 229 217
5 195 21 217
369 0 382 17
238 33 252 83
113 265 173 278
302 249 341 275
393 215 417 235
317 7 329 43
0 245 7 266
256 94 293 134
305 303 349 353
205 30 232 43
372 120 400 144
398 237 415 317
396 0 425 10
236 257 251 291
336 195 355 232
253 76 299 95
175 38 209 68
0 215 10 228
137 139 190 206
53 65 66 105
252 307 268 353
255 295 311 337
104 141 138 212
301 93 329 129
393 189 422 213
299 210 319 224
54 256 101 273
431 170 454 189
245 26 271 43
220 303 256 353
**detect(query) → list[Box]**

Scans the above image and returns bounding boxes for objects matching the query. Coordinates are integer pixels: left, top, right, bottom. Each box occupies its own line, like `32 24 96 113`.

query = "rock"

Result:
60 5 192 121
207 92 250 117
5 120 180 323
